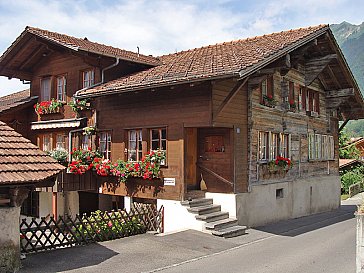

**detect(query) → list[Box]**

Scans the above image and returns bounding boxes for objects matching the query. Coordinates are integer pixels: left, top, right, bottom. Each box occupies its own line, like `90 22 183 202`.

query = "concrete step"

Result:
186 190 206 200
181 198 213 207
195 211 229 222
187 204 221 215
212 225 247 238
205 218 238 230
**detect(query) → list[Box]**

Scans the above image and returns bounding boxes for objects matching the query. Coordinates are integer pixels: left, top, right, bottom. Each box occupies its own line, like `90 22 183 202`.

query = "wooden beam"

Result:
318 74 329 90
0 68 33 80
19 44 45 70
214 77 249 119
339 117 351 132
305 54 337 86
326 65 342 89
326 88 354 98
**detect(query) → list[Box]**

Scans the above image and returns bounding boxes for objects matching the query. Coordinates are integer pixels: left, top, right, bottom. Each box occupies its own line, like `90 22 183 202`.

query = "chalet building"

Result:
0 24 363 233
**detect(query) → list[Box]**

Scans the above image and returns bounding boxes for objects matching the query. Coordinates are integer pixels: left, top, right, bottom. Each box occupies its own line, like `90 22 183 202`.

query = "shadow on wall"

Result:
19 243 118 273
253 204 356 237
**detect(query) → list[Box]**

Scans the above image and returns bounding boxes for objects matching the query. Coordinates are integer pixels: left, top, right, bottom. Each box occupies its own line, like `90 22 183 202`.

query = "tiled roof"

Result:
0 121 64 185
0 26 160 66
0 89 37 113
339 159 364 168
77 25 329 97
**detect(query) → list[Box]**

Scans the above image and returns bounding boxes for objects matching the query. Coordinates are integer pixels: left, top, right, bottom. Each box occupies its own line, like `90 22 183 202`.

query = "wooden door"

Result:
185 128 198 190
197 128 233 193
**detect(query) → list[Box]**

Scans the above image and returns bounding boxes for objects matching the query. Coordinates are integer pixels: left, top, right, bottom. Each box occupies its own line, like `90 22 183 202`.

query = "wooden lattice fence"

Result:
20 204 164 253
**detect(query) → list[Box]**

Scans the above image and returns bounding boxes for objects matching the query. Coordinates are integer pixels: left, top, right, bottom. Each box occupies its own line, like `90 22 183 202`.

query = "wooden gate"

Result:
20 204 164 253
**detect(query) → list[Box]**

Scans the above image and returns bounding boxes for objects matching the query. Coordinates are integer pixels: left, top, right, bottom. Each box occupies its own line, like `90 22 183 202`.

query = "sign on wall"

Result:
163 178 176 186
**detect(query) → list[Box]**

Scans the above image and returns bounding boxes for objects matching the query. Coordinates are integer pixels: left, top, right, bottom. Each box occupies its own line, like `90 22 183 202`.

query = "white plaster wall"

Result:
236 175 341 227
0 206 21 272
205 192 237 218
157 199 204 233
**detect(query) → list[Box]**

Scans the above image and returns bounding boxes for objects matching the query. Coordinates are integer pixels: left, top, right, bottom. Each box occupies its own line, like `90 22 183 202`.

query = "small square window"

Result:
276 188 284 199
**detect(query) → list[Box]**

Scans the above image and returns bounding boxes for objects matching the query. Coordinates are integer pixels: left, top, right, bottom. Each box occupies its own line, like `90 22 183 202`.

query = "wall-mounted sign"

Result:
164 178 176 186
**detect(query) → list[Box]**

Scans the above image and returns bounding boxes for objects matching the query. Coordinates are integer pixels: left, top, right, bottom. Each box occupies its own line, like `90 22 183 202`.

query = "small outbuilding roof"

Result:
0 89 37 114
0 121 64 185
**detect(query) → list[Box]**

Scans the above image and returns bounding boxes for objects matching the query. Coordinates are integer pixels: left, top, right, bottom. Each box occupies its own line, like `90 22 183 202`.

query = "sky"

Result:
0 0 363 96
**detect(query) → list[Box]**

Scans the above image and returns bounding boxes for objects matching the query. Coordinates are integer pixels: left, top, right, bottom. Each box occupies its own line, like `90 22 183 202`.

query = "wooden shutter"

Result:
302 87 306 111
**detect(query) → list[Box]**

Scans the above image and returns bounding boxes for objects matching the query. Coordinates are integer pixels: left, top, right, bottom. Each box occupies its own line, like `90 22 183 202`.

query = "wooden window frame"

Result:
288 81 295 109
98 131 112 160
82 69 95 89
42 134 52 152
150 128 167 165
260 76 274 104
128 129 142 161
56 75 67 102
21 191 39 218
56 134 67 150
40 77 51 101
258 131 291 162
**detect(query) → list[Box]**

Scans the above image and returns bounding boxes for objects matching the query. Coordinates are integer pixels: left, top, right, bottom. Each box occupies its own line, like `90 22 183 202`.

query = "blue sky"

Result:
0 0 363 96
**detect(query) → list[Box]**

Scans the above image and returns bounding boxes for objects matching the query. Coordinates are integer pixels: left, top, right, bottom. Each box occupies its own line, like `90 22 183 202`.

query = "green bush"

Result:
74 210 146 241
340 165 364 194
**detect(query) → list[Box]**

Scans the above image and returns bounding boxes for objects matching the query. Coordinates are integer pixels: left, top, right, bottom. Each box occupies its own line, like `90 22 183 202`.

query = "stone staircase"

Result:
181 197 247 238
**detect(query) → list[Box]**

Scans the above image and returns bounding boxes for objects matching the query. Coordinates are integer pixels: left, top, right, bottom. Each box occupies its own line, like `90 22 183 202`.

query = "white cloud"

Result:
0 0 362 96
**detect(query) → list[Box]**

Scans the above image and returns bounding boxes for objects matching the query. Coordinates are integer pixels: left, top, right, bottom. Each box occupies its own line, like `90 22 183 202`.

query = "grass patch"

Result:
341 194 350 200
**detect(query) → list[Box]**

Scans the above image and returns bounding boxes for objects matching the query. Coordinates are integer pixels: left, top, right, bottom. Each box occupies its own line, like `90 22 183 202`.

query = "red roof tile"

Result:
0 27 161 66
0 121 64 185
0 89 37 113
77 25 329 97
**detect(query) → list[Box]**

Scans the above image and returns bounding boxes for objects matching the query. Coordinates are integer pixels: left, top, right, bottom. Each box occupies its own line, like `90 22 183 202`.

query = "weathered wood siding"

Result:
249 70 339 185
211 79 249 193
97 83 212 200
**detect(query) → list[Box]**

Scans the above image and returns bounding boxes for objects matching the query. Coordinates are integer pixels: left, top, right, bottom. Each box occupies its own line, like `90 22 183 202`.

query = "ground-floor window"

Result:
308 133 334 160
21 191 39 218
258 131 291 161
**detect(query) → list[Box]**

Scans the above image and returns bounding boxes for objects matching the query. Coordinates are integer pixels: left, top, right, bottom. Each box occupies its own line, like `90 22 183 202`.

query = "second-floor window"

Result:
128 130 142 161
99 132 111 160
83 70 94 88
56 76 66 102
260 76 274 105
41 77 51 101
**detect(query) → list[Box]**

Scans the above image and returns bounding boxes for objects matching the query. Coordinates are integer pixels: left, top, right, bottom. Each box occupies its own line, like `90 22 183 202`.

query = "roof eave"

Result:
75 72 240 99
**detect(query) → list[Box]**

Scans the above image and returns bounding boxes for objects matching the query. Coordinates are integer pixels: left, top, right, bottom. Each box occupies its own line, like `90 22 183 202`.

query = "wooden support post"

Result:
52 192 58 220
339 117 351 132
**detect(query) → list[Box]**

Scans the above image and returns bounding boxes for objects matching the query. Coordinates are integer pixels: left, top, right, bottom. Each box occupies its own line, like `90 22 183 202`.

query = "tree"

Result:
339 129 361 159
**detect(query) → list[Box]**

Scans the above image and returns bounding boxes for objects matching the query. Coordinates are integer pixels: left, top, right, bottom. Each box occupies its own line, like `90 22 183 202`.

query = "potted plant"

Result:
34 99 63 116
262 95 277 108
289 100 297 112
68 99 91 117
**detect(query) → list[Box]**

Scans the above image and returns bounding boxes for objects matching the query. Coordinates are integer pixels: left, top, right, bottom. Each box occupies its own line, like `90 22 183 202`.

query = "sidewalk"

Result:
19 199 358 273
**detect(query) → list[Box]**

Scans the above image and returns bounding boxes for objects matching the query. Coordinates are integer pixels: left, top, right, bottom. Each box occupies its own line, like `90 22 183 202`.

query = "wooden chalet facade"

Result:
0 24 363 229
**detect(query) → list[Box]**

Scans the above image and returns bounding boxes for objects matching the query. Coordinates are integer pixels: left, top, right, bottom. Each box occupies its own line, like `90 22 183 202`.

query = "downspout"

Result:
101 58 120 84
74 57 120 98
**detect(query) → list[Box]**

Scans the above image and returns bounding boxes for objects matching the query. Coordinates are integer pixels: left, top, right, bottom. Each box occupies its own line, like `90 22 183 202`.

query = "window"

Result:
258 131 290 161
56 134 67 150
260 76 273 104
41 77 51 101
83 70 94 88
280 133 290 158
270 133 279 160
128 130 142 161
81 134 91 151
305 89 310 111
99 132 111 160
314 92 320 114
21 191 39 218
305 89 320 115
308 133 334 160
43 134 52 151
151 128 167 165
56 75 66 101
258 132 269 160
288 81 294 103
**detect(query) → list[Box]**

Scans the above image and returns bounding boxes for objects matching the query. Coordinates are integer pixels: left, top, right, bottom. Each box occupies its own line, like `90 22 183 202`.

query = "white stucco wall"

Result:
236 175 341 227
0 206 21 272
205 192 237 218
157 199 204 233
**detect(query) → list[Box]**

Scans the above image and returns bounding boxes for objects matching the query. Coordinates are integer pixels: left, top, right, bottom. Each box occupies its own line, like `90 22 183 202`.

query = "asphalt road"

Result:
151 207 355 273
20 198 358 273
